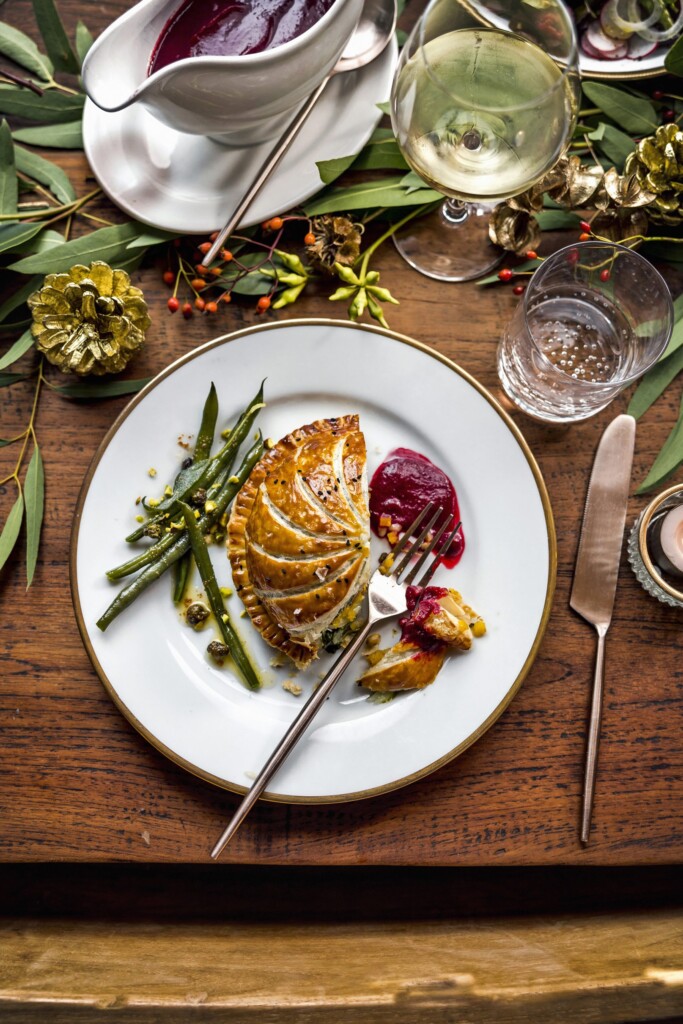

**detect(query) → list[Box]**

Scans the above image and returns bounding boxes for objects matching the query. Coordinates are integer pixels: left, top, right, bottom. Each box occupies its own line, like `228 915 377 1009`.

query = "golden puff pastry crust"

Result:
228 415 371 667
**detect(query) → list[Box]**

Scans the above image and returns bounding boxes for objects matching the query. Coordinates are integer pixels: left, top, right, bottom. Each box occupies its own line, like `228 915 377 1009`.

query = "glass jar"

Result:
628 484 683 609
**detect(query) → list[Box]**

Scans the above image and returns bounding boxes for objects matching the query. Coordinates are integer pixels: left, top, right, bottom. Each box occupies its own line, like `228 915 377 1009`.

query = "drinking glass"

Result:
390 0 580 281
497 242 674 423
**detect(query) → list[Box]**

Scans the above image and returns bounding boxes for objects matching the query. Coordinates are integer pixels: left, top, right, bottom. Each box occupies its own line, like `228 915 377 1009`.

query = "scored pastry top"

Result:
228 415 371 667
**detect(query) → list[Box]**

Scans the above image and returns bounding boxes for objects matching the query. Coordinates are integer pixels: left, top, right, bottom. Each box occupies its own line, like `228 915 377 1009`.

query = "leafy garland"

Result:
3 0 683 581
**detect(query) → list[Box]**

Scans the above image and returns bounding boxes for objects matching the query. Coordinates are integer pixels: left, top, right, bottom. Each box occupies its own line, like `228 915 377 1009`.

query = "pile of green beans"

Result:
97 383 265 691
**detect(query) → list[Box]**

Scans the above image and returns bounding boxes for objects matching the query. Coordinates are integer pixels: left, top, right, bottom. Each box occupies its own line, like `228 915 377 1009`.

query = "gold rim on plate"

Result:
70 318 557 804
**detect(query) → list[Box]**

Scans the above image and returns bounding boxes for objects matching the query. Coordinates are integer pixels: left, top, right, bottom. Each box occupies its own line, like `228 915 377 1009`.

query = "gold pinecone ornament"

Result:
625 124 683 226
28 261 151 375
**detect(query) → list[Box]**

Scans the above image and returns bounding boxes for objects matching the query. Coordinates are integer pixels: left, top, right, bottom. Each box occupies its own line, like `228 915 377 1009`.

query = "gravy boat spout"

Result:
81 0 364 145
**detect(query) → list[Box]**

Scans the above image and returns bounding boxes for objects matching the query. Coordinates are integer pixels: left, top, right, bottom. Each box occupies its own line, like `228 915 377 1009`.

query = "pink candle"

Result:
659 505 683 577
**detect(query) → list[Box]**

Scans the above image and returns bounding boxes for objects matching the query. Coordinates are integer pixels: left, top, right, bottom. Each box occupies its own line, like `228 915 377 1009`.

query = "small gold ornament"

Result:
488 206 541 255
28 261 151 375
625 124 683 225
305 215 363 274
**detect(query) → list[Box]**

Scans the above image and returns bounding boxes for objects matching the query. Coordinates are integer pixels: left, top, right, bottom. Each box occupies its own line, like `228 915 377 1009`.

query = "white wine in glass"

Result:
391 0 580 281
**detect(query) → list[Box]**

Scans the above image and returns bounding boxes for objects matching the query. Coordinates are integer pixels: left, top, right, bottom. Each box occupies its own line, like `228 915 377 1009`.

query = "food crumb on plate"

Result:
283 679 303 697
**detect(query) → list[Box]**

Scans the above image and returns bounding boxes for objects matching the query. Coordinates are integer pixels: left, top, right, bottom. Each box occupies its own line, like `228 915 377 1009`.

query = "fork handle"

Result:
202 75 332 267
211 617 376 858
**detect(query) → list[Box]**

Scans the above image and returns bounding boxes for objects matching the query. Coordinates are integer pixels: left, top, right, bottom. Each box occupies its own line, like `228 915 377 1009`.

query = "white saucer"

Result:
82 39 397 234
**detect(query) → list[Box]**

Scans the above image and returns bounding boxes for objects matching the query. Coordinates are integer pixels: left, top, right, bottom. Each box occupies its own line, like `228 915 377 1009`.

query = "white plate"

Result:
71 320 555 803
580 46 668 78
82 40 396 234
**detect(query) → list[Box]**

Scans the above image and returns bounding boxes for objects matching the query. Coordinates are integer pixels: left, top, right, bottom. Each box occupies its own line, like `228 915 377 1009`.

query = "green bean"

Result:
125 381 264 542
172 550 192 604
97 435 264 630
178 501 260 691
194 382 219 462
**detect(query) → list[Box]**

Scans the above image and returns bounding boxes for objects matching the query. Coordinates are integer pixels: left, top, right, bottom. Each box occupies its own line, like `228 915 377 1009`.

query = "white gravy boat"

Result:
82 0 364 145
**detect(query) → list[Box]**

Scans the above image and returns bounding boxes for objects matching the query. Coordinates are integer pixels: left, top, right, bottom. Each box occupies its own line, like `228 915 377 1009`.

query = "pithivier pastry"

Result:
228 415 371 667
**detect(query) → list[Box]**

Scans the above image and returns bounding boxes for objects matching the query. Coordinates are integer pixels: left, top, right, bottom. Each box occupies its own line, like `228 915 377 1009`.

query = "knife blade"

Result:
570 413 636 845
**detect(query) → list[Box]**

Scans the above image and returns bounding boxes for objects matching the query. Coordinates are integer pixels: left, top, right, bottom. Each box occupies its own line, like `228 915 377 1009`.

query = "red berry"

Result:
512 284 525 296
182 302 193 319
195 297 206 311
304 232 316 246
580 220 591 233
167 296 179 313
525 250 538 260
257 296 271 312
198 241 211 254
162 270 175 286
205 301 218 313
663 109 675 122
653 90 664 100
579 232 591 242
269 217 283 231
567 249 580 264
498 268 513 282
600 268 611 282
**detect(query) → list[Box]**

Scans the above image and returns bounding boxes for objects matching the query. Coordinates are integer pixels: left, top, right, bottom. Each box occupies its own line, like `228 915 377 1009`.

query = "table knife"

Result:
570 413 636 845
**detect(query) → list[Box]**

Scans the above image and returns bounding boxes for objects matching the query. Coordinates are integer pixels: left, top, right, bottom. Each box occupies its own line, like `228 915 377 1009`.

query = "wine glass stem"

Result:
442 199 469 226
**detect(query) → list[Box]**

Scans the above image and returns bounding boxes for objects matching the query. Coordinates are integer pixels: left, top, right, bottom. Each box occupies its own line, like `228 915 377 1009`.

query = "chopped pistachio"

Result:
135 515 145 523
147 497 160 508
220 587 233 599
148 468 157 478
164 485 173 497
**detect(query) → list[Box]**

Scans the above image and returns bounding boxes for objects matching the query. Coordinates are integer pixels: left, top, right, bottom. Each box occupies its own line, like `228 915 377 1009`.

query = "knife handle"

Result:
581 625 607 844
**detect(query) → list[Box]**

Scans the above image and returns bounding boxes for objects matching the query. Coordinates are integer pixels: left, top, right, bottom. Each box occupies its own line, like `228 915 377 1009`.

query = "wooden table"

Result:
2 0 683 875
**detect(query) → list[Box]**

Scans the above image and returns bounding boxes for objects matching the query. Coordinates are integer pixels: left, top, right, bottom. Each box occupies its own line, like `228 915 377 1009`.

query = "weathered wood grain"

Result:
0 0 682 865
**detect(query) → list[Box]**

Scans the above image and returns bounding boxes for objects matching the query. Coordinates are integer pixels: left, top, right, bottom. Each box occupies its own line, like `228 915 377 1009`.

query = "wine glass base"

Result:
393 203 504 283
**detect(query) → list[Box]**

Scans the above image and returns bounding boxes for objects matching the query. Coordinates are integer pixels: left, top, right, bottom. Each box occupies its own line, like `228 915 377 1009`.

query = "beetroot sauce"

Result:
148 0 334 71
369 448 464 568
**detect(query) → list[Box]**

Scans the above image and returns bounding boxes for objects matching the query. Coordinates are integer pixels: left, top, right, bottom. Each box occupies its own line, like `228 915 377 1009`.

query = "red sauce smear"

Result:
148 0 334 71
369 448 464 568
400 584 448 652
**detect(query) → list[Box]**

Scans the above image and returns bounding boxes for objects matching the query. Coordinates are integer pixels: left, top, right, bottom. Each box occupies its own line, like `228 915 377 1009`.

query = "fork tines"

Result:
391 502 462 589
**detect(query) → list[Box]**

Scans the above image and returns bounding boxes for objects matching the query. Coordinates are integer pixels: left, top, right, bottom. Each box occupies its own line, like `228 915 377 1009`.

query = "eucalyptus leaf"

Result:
582 82 657 135
75 21 94 65
126 228 177 249
400 170 426 194
0 220 44 255
535 209 580 230
665 32 683 76
661 315 683 360
376 101 390 115
0 439 13 447
0 490 24 573
14 144 75 203
0 275 41 323
304 177 442 215
587 122 634 171
8 221 143 273
637 391 683 492
627 344 683 419
0 329 33 370
0 21 53 80
316 127 405 184
13 227 64 255
0 119 17 215
12 120 83 149
24 441 43 587
0 370 31 385
317 153 357 185
0 84 84 122
32 0 79 73
52 377 151 398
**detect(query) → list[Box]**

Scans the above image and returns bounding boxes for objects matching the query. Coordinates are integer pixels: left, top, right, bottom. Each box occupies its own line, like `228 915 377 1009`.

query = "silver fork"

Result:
210 501 462 859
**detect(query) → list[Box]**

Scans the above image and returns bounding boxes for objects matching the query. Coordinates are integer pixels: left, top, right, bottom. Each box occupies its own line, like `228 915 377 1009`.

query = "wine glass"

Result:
390 0 580 282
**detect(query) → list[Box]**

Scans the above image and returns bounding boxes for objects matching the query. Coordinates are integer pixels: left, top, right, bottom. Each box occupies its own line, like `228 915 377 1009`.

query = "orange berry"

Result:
205 301 218 313
162 270 175 286
579 232 591 242
191 278 205 290
257 296 271 312
304 232 316 246
209 266 222 277
221 249 233 262
221 292 232 303
198 241 211 254
195 264 207 276
269 216 283 230
209 232 219 242
195 297 206 311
